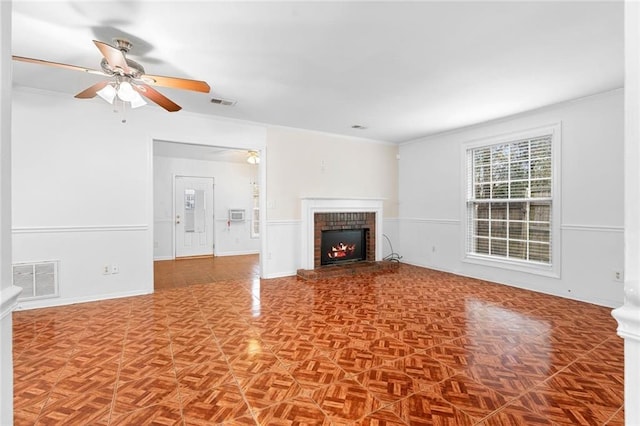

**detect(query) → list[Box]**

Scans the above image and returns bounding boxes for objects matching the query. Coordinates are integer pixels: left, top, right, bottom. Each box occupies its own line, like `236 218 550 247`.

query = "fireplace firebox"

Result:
320 229 366 266
313 211 376 268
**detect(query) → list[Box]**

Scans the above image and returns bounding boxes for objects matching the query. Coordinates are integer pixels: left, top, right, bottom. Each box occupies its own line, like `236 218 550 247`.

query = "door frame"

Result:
172 175 215 259
150 140 266 288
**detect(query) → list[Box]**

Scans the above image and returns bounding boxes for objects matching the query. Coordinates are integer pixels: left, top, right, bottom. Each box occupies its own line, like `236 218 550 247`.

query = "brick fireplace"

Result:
300 198 383 270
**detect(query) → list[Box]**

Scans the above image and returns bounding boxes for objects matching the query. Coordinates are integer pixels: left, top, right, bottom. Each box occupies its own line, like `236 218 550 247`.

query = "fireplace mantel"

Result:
300 198 383 270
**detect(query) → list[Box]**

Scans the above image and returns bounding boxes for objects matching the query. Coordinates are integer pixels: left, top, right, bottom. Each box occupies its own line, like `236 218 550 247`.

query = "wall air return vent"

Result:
13 261 59 301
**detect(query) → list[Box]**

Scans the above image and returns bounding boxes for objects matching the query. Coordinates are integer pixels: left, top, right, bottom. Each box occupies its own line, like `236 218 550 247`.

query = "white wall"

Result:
153 155 259 259
399 89 624 307
263 126 400 278
266 127 399 220
12 88 266 309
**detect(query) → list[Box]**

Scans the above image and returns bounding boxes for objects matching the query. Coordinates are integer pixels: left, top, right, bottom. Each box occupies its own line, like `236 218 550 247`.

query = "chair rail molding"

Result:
12 224 149 234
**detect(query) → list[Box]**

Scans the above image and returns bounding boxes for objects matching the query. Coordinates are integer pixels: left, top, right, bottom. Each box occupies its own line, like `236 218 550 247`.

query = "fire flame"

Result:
327 242 357 259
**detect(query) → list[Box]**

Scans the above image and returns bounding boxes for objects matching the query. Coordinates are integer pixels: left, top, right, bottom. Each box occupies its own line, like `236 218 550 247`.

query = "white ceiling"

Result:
11 1 624 143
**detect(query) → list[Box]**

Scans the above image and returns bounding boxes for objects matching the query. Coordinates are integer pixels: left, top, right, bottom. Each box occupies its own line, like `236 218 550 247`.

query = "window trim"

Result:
251 206 260 239
250 181 260 239
461 123 562 278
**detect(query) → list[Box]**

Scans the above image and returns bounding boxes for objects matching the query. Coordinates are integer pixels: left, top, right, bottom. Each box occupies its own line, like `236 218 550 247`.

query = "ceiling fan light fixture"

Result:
13 38 209 113
247 151 260 165
129 94 147 109
116 81 137 102
96 84 116 104
114 80 146 108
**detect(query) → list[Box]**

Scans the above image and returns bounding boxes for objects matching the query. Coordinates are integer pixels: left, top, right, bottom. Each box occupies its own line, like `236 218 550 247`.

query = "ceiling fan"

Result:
12 38 211 112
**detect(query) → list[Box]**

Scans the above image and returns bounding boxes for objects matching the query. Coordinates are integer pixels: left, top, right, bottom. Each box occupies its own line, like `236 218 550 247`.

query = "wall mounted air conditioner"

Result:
229 209 246 221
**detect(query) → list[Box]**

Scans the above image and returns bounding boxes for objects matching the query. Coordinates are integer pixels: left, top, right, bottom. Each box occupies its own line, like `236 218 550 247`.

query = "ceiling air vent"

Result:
210 97 237 106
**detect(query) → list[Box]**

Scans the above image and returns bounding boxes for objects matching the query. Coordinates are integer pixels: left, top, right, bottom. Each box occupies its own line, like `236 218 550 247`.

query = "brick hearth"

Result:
297 260 399 280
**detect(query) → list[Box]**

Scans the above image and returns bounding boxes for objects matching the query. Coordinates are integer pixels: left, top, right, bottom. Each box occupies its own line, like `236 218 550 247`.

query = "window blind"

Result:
467 135 553 264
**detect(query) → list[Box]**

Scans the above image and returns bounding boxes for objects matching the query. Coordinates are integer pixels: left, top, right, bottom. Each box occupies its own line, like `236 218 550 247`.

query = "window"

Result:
465 124 560 274
251 181 260 238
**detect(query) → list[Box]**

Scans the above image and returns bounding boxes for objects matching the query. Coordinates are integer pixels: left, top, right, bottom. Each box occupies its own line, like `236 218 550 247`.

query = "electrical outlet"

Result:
103 265 110 275
613 270 623 282
111 264 119 274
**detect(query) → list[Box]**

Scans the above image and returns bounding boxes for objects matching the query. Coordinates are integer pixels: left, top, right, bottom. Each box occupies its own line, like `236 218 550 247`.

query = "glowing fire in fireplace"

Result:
327 242 357 259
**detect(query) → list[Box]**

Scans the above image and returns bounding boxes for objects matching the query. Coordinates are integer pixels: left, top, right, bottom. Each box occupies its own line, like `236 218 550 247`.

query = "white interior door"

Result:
175 176 214 258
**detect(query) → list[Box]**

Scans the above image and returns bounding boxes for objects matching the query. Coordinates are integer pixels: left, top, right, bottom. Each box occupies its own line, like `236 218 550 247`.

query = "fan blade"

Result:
74 81 112 99
133 83 181 112
141 74 210 93
12 56 106 76
93 40 130 74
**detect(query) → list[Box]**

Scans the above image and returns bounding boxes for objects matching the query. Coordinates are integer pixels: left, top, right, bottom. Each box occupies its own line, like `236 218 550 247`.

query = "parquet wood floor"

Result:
154 254 260 290
13 259 623 425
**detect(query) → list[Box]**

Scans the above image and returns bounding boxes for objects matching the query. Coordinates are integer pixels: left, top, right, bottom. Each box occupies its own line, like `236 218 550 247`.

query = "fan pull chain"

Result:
121 99 127 124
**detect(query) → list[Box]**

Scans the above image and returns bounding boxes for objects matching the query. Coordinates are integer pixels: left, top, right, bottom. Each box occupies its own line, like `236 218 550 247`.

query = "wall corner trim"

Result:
0 286 23 319
612 304 640 342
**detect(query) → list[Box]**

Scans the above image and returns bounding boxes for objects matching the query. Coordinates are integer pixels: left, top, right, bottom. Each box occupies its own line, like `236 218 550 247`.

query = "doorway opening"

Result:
152 140 262 287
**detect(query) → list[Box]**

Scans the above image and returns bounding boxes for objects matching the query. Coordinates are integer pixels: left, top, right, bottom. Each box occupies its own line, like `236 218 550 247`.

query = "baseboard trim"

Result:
154 256 174 261
215 250 260 257
263 270 297 279
13 289 152 311
175 255 214 260
400 259 621 308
